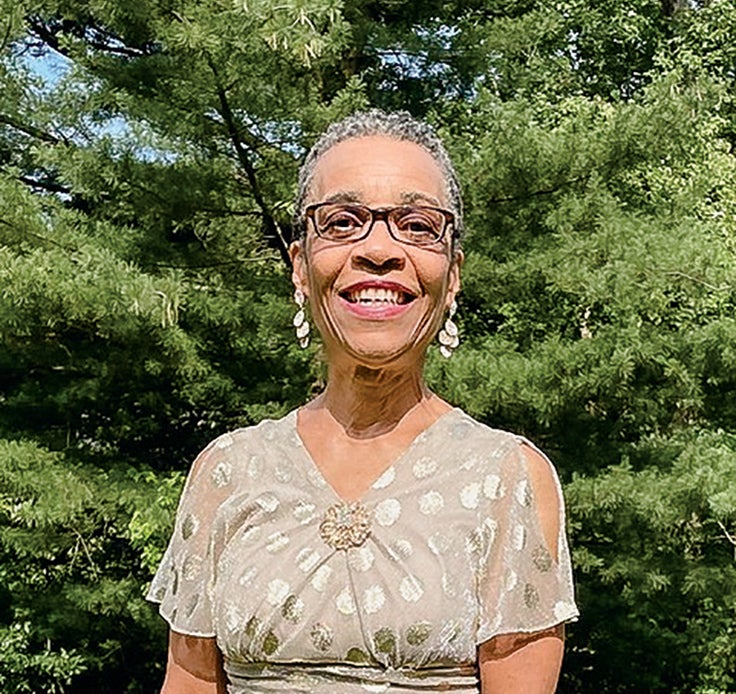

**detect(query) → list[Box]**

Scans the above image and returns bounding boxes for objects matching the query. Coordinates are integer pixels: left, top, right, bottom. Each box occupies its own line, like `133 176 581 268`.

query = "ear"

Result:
288 240 309 297
446 249 463 309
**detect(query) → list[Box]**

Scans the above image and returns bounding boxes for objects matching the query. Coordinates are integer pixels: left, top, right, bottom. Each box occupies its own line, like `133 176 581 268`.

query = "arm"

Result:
479 443 568 692
478 624 564 693
149 437 238 693
161 631 228 694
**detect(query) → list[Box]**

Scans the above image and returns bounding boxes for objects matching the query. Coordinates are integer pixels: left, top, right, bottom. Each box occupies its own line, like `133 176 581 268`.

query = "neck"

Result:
315 360 435 438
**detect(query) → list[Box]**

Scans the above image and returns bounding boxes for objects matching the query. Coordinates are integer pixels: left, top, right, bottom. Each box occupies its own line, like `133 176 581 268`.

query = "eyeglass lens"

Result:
313 204 446 245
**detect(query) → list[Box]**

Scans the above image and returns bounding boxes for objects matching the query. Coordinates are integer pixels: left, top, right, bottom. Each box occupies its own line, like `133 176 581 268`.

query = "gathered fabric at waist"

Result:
224 660 479 692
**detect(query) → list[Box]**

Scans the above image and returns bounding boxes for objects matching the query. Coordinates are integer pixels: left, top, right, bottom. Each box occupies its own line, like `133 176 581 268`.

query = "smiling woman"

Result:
291 134 460 368
147 110 578 693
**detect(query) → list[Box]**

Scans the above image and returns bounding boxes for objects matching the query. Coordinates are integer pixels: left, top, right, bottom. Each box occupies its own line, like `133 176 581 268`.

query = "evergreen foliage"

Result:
1 1 735 691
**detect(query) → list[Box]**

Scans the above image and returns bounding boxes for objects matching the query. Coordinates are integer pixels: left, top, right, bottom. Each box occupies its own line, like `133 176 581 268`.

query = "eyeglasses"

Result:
304 202 456 247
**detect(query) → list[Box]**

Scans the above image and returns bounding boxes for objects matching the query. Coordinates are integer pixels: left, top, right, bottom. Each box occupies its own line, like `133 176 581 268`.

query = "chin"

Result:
339 339 428 370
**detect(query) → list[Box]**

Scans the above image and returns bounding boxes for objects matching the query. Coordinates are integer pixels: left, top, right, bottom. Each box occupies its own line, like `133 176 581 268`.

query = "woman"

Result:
147 110 578 693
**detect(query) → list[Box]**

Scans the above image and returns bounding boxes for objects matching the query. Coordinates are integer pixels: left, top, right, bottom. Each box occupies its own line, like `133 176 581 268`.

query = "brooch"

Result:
319 502 372 550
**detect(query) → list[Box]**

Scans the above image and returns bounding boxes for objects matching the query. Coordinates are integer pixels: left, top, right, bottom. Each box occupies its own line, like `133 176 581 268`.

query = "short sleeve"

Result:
475 439 579 643
146 432 240 637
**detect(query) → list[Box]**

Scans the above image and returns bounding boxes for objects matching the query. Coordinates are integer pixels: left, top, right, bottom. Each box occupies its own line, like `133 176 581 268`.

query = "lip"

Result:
338 280 417 319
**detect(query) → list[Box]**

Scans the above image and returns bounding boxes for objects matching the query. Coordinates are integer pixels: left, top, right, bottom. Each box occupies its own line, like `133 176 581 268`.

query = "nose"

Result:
351 217 405 274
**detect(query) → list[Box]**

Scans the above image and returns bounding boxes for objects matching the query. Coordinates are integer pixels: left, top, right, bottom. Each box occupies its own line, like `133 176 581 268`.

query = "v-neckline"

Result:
291 407 459 505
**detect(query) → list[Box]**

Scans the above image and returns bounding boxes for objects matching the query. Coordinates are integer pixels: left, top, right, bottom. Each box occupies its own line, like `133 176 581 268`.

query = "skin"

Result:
161 632 226 694
290 137 463 497
159 135 565 693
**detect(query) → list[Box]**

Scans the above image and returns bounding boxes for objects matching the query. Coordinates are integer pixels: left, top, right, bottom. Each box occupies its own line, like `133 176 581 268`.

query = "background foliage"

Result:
1 1 735 691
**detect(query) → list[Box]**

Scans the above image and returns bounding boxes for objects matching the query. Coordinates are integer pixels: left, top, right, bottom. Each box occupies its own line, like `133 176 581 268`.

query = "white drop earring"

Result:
293 289 310 349
438 300 459 358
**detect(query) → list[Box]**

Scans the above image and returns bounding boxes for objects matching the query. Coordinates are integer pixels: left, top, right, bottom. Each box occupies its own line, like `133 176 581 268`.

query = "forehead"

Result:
308 135 448 206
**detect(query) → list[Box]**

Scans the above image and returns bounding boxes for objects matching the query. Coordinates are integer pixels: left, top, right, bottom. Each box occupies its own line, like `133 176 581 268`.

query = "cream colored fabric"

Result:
147 409 578 692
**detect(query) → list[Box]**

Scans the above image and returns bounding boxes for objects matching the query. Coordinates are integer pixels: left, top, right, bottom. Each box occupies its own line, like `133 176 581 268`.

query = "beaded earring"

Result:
293 289 310 349
438 300 459 358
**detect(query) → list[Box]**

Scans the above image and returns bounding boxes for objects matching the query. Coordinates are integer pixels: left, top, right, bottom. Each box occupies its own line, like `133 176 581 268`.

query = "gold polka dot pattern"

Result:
147 410 579 691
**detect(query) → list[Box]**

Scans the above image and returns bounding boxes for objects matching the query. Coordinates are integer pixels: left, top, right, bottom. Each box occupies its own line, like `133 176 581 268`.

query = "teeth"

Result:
348 287 404 305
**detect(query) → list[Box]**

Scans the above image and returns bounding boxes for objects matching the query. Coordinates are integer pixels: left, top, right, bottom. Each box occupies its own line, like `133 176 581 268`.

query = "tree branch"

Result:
0 218 77 251
717 520 736 547
663 271 727 292
0 113 61 144
1 14 14 53
486 175 589 205
206 57 291 267
143 255 276 270
717 520 736 561
17 174 71 196
26 15 156 60
198 207 264 218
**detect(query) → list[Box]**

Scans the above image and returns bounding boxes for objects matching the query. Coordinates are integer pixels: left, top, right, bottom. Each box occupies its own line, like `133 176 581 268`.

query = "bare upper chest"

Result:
295 401 459 502
297 421 421 502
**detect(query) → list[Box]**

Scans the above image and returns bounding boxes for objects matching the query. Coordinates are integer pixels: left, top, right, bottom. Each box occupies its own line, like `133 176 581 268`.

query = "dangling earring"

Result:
293 289 310 348
438 300 459 358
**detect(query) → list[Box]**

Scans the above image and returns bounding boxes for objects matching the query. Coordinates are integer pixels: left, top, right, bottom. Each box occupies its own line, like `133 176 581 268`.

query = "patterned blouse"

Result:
147 408 578 692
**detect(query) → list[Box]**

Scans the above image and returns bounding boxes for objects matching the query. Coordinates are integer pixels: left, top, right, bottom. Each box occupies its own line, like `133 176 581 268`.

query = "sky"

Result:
22 46 70 90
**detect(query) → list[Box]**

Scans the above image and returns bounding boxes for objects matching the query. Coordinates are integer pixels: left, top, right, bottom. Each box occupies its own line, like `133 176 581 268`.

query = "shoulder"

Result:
518 442 561 506
188 410 298 482
449 409 557 471
443 408 519 454
517 441 563 561
446 410 545 476
449 409 563 558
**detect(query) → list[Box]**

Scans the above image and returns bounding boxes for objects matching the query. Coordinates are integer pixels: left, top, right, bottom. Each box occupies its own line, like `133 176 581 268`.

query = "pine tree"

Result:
1 1 735 691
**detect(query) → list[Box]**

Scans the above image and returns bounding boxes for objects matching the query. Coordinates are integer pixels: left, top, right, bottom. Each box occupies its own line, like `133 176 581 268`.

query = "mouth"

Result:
339 282 416 307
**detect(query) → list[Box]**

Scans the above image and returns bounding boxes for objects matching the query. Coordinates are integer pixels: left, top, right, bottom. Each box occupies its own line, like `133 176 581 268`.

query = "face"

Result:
290 135 462 368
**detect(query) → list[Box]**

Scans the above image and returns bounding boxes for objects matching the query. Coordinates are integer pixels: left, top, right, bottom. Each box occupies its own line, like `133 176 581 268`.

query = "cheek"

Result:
416 256 453 297
304 247 346 301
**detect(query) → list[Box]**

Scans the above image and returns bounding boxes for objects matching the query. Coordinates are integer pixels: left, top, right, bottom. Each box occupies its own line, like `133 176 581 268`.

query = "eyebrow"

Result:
321 191 363 204
319 190 443 207
399 191 443 207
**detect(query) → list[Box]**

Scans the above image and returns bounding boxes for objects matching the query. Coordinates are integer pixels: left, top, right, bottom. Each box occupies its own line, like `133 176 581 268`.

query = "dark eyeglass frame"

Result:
304 202 456 247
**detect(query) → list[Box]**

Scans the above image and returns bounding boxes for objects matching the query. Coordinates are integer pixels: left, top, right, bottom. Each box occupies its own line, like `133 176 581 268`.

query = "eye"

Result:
317 205 369 238
393 207 443 242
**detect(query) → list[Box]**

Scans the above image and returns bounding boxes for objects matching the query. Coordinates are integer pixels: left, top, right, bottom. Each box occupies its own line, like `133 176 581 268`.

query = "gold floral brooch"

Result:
319 502 372 551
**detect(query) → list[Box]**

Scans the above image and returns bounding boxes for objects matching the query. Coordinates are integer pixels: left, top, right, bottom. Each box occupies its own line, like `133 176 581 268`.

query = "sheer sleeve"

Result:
475 438 578 643
146 431 241 637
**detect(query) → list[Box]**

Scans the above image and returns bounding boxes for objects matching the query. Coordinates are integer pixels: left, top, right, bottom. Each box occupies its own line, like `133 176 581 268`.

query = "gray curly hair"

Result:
294 109 463 244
